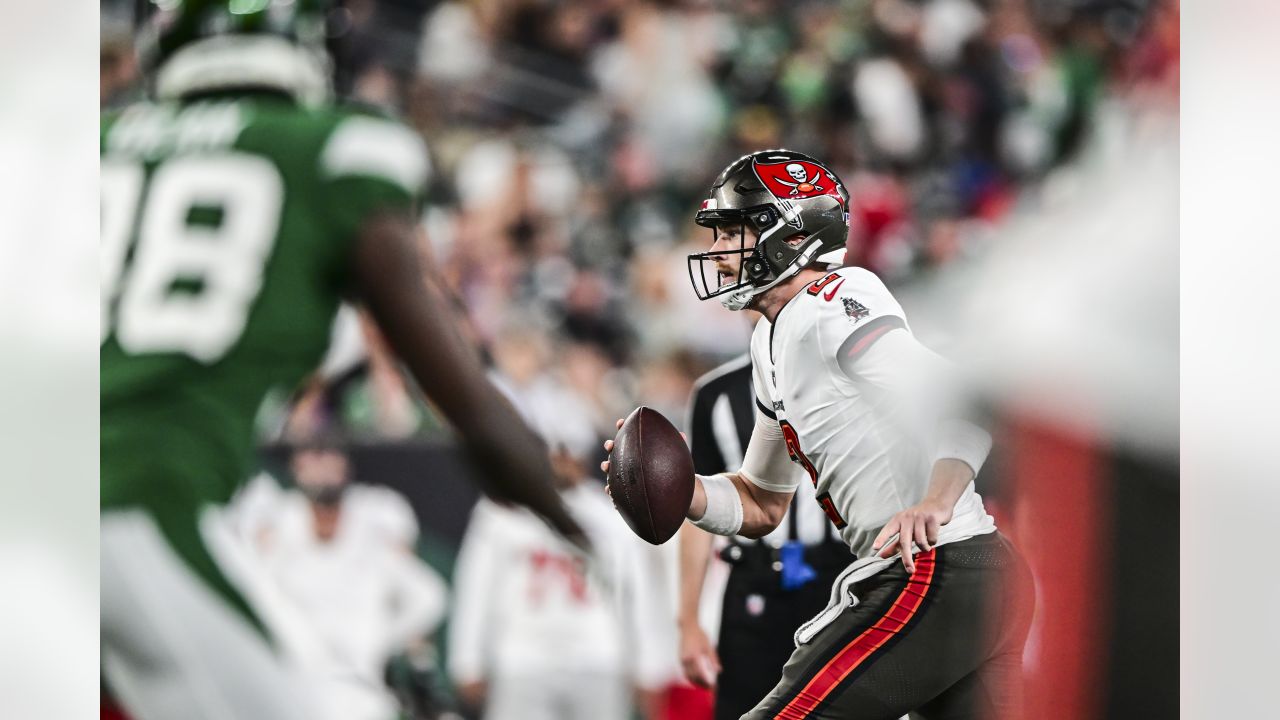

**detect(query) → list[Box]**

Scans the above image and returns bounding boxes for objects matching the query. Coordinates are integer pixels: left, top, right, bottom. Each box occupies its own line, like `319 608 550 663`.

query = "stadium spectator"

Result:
88 0 1164 454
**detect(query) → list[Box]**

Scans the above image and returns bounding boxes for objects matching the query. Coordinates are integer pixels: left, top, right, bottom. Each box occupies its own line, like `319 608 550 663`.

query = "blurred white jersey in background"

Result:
448 481 668 720
229 475 446 720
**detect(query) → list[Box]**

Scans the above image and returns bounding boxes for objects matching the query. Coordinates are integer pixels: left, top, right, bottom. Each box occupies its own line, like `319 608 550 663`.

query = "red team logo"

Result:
753 158 844 202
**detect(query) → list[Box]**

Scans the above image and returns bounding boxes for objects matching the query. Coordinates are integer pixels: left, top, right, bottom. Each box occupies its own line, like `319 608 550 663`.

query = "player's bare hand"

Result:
600 418 687 478
599 418 626 475
678 623 721 689
872 499 952 573
601 438 615 474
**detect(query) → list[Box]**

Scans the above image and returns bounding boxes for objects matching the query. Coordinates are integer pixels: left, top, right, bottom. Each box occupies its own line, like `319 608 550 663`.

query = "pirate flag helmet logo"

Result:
752 158 845 202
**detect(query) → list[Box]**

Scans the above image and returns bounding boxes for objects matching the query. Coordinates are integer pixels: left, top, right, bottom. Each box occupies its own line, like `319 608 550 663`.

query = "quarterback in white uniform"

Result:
744 265 996 562
609 150 1034 719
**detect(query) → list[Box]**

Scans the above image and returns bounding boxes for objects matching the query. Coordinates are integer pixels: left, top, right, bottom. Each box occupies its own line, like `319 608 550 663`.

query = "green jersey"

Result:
101 95 427 512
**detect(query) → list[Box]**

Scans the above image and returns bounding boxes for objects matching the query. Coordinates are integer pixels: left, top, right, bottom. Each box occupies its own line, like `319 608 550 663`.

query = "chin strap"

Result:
719 237 829 311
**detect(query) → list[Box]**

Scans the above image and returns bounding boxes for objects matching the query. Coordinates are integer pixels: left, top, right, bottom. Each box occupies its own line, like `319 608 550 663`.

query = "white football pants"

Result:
101 510 325 720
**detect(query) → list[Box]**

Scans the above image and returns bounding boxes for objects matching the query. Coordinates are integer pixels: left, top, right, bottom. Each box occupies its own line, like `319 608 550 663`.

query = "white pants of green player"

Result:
483 671 632 720
101 510 326 720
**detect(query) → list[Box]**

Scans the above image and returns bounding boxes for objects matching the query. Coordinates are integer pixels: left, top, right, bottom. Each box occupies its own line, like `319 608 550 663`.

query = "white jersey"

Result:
231 476 420 553
747 266 995 558
263 514 447 676
447 483 669 689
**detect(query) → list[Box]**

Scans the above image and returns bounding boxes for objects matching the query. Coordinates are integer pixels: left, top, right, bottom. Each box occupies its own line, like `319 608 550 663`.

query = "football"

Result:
607 406 695 545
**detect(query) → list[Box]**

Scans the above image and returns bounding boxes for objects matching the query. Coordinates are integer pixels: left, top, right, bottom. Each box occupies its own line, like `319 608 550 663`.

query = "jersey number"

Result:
101 154 284 362
527 549 589 607
779 420 847 529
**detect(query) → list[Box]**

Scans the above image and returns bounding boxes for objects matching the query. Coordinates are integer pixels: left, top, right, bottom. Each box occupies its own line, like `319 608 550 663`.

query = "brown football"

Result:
607 406 695 545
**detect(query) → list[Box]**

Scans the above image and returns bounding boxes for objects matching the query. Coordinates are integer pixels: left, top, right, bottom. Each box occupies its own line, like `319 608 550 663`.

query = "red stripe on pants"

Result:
773 549 938 719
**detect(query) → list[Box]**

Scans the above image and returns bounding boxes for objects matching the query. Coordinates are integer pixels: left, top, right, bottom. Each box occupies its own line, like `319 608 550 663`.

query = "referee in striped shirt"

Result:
677 353 853 720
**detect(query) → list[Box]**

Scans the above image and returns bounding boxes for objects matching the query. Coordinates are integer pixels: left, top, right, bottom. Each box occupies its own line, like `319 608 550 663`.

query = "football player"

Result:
607 150 1033 719
100 2 584 718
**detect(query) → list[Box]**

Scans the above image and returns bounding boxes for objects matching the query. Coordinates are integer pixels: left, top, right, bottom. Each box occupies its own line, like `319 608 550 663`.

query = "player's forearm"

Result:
919 417 989 517
688 472 786 538
736 472 790 537
404 350 558 511
677 522 714 627
920 458 976 513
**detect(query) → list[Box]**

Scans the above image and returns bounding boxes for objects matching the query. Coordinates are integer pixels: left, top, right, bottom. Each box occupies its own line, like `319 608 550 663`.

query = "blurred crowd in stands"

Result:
102 1 1178 718
103 0 1179 451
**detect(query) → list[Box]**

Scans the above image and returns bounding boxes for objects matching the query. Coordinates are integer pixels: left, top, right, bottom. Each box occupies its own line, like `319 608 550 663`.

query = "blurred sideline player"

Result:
101 2 584 718
233 442 420 555
677 352 851 720
605 150 1032 719
256 441 448 720
448 419 666 720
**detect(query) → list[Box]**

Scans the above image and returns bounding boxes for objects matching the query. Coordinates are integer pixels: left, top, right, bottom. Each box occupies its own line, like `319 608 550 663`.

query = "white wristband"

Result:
690 473 744 536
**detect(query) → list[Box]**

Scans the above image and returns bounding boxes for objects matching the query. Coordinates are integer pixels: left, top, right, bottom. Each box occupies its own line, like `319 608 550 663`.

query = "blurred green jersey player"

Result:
101 3 585 718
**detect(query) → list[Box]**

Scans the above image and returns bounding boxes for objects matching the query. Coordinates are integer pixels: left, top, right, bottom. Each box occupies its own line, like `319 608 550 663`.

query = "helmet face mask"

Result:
686 219 767 309
688 150 851 311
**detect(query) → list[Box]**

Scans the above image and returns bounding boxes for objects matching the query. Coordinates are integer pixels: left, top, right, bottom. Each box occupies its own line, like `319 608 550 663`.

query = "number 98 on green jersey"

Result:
101 97 428 512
